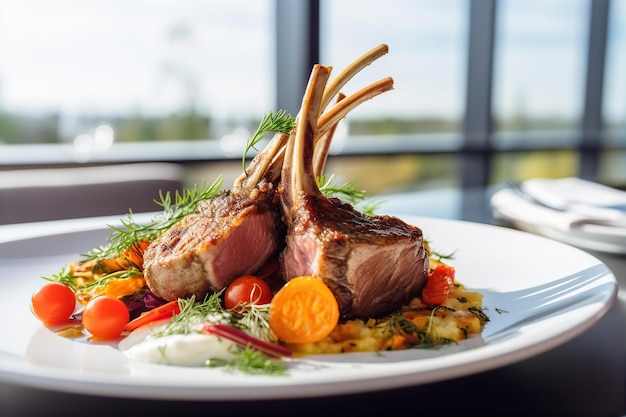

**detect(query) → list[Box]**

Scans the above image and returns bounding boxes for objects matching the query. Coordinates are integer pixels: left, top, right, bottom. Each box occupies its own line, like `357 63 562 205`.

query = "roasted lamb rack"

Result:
143 45 394 302
279 64 429 320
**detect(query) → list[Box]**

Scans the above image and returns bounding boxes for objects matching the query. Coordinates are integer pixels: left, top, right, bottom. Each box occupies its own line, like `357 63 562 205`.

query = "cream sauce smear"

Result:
119 322 238 367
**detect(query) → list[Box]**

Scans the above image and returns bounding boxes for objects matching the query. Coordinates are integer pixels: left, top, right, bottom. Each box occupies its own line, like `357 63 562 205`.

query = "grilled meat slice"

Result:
144 182 283 301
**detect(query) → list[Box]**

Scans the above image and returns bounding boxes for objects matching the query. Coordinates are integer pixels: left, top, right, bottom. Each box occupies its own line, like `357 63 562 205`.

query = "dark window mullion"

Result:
580 0 610 181
461 0 497 189
275 0 319 116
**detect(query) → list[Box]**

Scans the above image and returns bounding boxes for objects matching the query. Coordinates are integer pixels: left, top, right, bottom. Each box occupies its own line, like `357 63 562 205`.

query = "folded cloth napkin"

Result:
522 177 626 212
491 177 626 254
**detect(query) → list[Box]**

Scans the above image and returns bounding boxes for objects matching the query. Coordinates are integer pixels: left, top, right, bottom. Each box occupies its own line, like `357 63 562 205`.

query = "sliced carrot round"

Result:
268 276 339 344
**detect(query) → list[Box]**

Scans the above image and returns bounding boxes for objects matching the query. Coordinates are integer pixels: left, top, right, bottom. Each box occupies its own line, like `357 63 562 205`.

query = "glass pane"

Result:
320 0 467 136
492 0 588 143
325 154 460 196
599 150 626 187
0 0 273 147
491 150 579 184
319 0 466 192
603 0 626 143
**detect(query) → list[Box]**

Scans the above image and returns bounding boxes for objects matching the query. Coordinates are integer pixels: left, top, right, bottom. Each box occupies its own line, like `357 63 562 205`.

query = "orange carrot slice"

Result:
268 276 339 344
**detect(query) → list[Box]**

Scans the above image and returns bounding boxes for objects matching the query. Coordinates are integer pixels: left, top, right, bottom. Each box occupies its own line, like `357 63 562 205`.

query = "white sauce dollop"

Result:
119 322 238 367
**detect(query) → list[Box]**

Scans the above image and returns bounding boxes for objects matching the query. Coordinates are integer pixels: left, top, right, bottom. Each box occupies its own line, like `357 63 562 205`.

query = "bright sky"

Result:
0 0 623 127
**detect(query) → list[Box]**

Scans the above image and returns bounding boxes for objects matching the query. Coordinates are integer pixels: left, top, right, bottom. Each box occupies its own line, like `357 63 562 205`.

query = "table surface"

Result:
1 187 624 417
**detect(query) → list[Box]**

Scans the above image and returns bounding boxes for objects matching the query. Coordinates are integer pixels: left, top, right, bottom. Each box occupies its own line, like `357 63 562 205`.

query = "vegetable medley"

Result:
30 112 490 375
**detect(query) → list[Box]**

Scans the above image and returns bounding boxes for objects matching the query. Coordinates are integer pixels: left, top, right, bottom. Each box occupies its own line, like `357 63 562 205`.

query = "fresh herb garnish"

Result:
468 306 490 324
317 174 365 203
242 110 296 173
380 310 456 349
235 303 275 343
429 249 457 262
43 265 77 291
206 346 288 376
150 296 286 375
153 293 228 337
84 177 223 261
317 173 381 215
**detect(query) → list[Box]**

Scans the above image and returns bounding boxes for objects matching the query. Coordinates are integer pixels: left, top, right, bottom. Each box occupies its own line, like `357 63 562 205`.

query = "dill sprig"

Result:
317 174 365 203
242 109 296 173
154 293 229 337
84 176 224 260
43 265 77 291
235 304 275 343
206 346 288 376
317 173 381 215
431 250 456 262
380 310 456 349
468 306 491 324
357 199 383 216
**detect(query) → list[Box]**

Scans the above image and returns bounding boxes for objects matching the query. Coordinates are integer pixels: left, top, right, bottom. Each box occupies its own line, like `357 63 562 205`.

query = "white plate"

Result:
0 216 617 400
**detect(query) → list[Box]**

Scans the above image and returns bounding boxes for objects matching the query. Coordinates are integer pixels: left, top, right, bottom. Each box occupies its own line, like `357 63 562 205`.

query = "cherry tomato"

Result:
422 264 456 306
224 275 273 311
31 282 76 326
82 296 130 340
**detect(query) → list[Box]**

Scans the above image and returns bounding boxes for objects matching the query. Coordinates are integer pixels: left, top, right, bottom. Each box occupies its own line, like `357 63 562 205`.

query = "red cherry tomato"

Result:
422 264 456 306
82 296 130 340
224 275 273 312
31 282 76 326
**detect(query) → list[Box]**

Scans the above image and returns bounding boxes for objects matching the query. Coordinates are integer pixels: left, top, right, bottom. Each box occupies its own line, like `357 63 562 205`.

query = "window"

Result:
489 0 589 183
320 0 467 135
1 0 624 192
0 0 273 151
319 0 467 191
603 0 626 140
492 0 588 139
600 0 626 184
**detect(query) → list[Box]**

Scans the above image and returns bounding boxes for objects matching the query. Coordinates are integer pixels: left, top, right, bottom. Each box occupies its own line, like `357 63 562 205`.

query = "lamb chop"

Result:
279 64 429 320
142 139 287 301
143 45 393 302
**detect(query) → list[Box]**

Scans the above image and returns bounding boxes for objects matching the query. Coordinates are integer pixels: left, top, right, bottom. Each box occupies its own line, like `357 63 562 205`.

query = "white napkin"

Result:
523 177 626 212
491 177 626 254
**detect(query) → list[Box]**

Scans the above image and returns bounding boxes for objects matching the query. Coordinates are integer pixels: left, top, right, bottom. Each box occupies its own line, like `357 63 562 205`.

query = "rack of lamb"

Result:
143 44 429 320
279 64 429 320
143 45 400 300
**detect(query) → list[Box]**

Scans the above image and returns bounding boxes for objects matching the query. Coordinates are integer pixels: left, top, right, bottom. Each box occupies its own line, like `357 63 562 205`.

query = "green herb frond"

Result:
428 247 457 262
43 265 77 291
242 110 296 173
380 309 457 349
206 346 288 376
317 174 381 215
318 174 365 204
235 304 275 342
154 292 229 338
83 176 224 260
357 199 383 216
468 306 490 324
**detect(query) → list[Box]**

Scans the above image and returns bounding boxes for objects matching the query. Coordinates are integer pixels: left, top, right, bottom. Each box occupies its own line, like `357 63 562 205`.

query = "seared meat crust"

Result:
144 183 284 301
281 194 428 319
